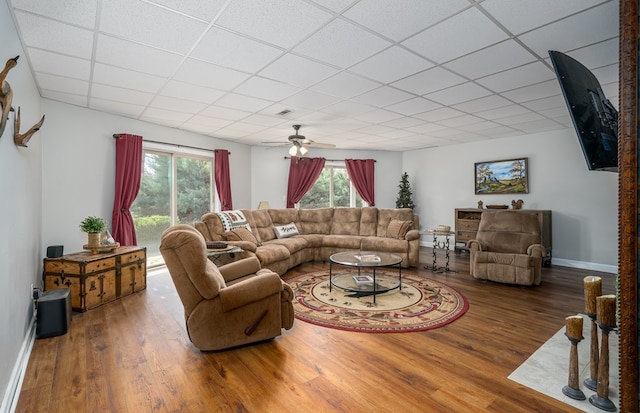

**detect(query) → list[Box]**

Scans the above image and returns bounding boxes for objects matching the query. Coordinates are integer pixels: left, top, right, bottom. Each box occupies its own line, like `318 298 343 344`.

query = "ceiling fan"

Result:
262 125 336 156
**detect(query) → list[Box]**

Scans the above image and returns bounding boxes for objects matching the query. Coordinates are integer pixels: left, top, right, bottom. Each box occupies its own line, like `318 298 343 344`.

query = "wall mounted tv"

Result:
548 50 618 172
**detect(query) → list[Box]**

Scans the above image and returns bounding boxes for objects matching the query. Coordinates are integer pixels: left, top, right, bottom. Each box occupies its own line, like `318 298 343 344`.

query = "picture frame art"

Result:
474 158 529 195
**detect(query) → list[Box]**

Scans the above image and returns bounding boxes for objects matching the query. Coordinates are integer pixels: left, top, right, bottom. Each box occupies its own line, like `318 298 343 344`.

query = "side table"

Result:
207 245 243 266
424 230 457 273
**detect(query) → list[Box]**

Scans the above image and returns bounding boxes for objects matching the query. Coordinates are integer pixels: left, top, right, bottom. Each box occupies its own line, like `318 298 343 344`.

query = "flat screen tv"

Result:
548 50 618 172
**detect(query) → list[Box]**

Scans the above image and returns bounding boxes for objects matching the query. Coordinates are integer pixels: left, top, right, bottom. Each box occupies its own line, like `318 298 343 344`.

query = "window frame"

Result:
297 163 366 209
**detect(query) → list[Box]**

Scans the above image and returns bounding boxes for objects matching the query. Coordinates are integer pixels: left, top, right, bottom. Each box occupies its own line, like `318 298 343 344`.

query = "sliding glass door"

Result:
131 148 213 267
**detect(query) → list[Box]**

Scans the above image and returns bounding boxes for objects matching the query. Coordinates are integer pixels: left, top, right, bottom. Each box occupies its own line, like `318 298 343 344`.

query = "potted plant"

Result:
80 216 107 247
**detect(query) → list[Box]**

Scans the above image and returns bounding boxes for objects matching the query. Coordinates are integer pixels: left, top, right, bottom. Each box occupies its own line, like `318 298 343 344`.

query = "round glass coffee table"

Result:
329 251 403 304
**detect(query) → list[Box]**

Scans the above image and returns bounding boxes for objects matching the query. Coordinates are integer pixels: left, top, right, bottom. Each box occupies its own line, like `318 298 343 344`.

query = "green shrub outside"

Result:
134 215 171 242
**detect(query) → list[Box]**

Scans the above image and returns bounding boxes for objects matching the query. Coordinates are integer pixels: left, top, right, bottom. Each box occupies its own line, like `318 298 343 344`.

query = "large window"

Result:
131 145 214 267
299 166 364 208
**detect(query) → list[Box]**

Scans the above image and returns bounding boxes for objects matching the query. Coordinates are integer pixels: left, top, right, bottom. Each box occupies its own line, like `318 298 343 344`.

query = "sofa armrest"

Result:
527 244 546 258
226 240 257 253
219 272 283 312
467 240 484 252
405 229 420 241
219 256 262 283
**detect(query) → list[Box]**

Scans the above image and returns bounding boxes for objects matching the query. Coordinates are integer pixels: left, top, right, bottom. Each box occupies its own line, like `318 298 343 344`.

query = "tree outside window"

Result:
299 166 364 208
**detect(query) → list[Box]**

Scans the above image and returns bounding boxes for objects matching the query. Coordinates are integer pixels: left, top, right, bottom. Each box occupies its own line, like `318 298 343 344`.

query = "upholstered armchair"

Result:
467 211 546 286
159 224 294 351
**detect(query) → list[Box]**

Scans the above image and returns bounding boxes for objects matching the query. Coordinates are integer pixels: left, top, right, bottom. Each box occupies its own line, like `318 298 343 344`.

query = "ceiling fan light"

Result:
289 145 298 156
299 146 308 155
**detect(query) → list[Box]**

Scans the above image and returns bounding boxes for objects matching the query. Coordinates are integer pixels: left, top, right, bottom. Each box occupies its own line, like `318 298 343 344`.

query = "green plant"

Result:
395 172 415 209
79 216 107 233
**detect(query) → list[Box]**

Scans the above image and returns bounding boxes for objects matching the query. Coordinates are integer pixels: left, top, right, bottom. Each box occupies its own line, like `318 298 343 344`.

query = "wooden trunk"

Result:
43 246 146 312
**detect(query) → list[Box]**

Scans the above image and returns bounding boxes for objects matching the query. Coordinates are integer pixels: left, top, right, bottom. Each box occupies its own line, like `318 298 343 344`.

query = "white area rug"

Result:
509 314 619 413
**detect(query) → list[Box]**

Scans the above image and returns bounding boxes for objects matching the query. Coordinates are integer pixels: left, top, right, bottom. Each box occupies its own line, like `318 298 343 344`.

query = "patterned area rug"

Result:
288 270 469 333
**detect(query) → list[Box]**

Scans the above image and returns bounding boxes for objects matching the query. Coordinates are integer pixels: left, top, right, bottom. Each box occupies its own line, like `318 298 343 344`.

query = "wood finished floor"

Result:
16 248 616 413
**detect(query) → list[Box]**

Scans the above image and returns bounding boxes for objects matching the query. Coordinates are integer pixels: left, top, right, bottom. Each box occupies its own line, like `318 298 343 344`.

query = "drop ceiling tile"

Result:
191 27 284 73
456 120 504 132
294 18 392 68
520 95 566 112
500 79 560 103
311 0 357 13
183 115 234 130
89 97 145 118
241 114 288 127
173 59 250 90
14 11 94 58
385 97 442 116
160 80 226 104
180 123 215 135
96 35 183 77
443 40 536 79
474 104 531 121
381 116 424 129
11 0 98 28
343 0 468 41
451 94 512 113
353 109 404 123
93 63 166 94
436 114 485 127
200 105 252 121
425 82 492 106
100 0 208 54
496 112 545 125
234 77 301 101
215 93 273 112
259 54 338 88
35 72 88 95
413 107 466 122
518 2 619 58
150 96 208 114
320 100 373 117
281 90 341 110
479 126 522 138
42 90 88 106
27 49 90 80
511 119 564 133
402 7 509 63
591 64 618 86
91 83 155 106
475 62 555 93
311 72 380 99
391 67 466 95
224 122 266 133
146 0 228 22
349 46 434 83
141 107 193 123
565 38 618 69
351 86 414 107
215 0 333 49
481 0 605 35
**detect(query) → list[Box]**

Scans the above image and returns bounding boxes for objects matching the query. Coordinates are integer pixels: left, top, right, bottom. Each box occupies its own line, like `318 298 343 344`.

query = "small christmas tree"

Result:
395 172 415 209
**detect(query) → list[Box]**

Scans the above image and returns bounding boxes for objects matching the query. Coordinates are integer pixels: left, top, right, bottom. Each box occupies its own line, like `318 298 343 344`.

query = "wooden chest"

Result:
43 246 146 312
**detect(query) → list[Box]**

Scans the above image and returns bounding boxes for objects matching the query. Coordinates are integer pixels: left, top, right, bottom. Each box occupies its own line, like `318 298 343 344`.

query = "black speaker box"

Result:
36 288 71 339
46 245 64 258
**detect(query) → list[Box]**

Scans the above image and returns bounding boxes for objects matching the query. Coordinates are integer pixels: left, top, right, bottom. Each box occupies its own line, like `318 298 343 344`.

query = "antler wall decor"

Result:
14 107 45 147
0 56 19 139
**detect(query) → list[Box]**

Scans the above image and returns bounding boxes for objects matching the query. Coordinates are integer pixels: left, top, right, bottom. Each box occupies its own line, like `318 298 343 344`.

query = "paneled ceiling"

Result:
6 0 619 151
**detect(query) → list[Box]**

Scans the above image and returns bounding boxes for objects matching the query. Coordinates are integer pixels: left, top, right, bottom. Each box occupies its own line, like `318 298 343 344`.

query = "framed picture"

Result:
475 158 529 195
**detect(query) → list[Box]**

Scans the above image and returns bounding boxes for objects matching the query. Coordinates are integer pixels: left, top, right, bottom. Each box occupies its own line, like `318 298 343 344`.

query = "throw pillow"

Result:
386 219 412 239
273 222 300 239
216 210 251 232
224 228 258 246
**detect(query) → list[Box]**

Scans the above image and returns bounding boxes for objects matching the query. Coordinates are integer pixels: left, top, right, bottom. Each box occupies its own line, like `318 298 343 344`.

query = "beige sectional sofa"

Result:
194 207 420 276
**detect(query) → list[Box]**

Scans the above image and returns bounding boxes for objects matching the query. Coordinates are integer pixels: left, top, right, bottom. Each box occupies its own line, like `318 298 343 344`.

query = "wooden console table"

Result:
454 208 552 265
43 246 146 312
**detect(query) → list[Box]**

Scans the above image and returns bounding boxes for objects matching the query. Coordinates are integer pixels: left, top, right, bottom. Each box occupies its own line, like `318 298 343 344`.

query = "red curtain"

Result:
345 159 375 206
286 156 326 208
215 149 233 211
112 134 143 246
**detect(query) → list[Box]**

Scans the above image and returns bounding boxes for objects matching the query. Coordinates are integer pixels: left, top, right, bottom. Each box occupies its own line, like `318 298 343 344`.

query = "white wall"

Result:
251 146 403 209
0 1 43 410
41 100 253 253
403 128 618 270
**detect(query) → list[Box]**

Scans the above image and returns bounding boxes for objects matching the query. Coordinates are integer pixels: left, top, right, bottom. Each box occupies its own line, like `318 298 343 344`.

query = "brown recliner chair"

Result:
468 211 546 286
159 225 294 351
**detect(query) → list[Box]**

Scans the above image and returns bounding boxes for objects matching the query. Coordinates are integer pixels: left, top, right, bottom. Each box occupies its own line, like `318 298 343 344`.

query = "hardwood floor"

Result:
17 248 616 412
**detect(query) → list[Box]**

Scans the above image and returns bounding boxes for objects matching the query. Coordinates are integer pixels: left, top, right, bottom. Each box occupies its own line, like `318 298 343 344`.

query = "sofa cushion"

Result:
268 208 300 226
273 222 300 239
330 208 361 235
216 210 251 232
376 208 415 237
322 234 363 249
266 237 309 254
298 208 333 234
224 227 259 246
386 219 412 239
361 236 409 254
251 209 276 244
254 244 290 265
359 207 378 236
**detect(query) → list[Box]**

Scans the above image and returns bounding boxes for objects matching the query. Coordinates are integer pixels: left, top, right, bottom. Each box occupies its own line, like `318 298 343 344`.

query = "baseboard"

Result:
0 316 36 413
420 241 618 274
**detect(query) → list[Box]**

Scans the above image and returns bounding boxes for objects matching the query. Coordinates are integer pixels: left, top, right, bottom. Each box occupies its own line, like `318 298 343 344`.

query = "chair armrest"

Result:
226 240 257 253
218 272 283 312
527 244 546 258
405 229 420 241
467 240 484 252
219 256 262 283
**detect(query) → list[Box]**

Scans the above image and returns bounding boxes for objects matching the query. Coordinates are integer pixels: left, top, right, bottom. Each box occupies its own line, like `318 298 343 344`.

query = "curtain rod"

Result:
112 134 230 155
284 156 375 162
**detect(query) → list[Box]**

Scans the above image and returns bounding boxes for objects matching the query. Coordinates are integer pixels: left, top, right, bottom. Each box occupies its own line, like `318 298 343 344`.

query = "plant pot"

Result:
87 232 100 247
